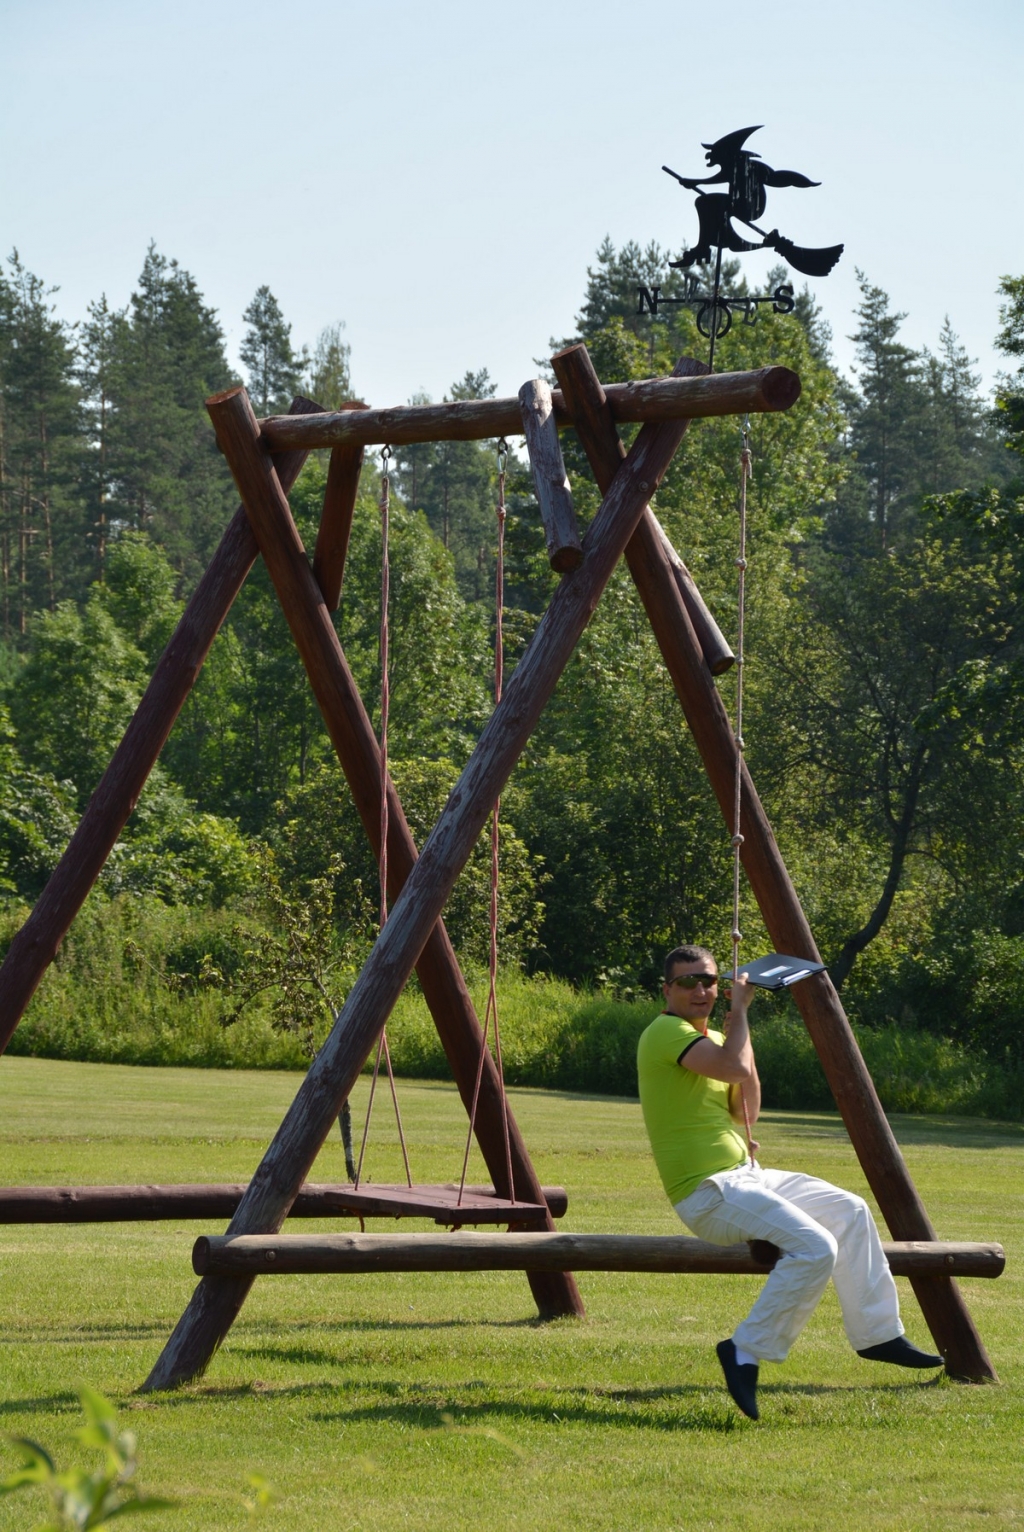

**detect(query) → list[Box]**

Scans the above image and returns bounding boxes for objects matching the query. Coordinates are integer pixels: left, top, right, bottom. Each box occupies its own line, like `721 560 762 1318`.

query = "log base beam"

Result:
193 1232 1007 1281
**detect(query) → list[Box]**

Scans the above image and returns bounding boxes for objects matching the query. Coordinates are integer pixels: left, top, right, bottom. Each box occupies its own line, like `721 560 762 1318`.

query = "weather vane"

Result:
638 125 844 367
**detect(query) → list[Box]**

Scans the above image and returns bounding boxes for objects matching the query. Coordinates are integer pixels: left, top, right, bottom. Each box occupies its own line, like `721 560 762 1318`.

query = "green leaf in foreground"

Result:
0 1387 174 1530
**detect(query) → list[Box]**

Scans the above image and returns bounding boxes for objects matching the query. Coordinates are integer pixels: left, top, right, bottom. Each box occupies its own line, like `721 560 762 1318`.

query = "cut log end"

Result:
206 384 249 409
760 366 802 411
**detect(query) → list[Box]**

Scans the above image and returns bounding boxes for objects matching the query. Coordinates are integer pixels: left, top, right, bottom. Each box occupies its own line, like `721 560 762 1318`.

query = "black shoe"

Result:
857 1337 943 1369
716 1338 759 1420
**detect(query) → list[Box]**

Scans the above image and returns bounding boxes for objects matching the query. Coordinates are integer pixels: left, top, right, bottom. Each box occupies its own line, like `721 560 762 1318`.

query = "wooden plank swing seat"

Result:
0 344 1002 1390
0 1183 568 1226
193 1232 1007 1281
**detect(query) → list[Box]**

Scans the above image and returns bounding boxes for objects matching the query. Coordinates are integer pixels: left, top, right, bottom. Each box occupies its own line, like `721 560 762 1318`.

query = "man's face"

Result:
663 958 719 1023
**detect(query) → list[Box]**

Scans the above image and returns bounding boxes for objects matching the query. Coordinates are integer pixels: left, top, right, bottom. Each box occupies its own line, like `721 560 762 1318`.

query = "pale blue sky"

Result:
2 0 1021 408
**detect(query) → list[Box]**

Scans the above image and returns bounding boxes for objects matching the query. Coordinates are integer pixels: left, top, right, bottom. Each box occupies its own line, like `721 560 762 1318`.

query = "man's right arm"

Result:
679 976 755 1085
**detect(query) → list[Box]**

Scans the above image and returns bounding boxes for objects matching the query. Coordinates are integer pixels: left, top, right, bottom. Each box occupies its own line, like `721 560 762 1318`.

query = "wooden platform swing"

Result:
0 346 1002 1392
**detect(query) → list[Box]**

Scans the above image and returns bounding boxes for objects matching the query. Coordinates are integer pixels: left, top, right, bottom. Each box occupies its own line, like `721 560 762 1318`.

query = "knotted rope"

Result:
731 420 757 1163
458 440 515 1206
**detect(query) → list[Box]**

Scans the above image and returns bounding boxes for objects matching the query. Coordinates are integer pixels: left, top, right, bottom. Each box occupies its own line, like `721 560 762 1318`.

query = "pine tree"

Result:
0 252 85 635
306 321 353 410
846 273 930 545
95 245 236 576
77 295 123 579
240 286 301 415
917 318 1005 493
393 370 498 597
995 274 1024 464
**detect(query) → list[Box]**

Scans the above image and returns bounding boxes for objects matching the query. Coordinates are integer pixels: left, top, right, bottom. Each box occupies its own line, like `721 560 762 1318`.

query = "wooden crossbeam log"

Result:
259 367 800 450
650 517 735 675
193 1232 1007 1281
312 401 370 611
0 1183 568 1225
519 379 582 570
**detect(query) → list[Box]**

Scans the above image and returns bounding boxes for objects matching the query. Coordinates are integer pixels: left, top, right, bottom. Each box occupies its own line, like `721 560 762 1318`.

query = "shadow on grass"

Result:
236 1316 556 1338
765 1110 1024 1150
313 1391 739 1434
885 1114 1024 1150
125 1374 736 1432
264 1377 740 1434
0 1322 178 1345
237 1345 344 1368
0 1391 80 1417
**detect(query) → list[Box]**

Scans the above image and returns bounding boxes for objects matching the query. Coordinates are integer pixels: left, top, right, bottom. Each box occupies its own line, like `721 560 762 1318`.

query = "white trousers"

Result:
676 1163 904 1363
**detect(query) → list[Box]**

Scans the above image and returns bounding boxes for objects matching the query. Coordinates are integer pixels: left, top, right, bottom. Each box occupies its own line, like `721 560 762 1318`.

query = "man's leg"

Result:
759 1169 903 1352
678 1168 838 1364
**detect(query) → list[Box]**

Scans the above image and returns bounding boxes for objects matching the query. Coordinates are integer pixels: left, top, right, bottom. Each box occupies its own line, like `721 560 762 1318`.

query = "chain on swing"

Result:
458 438 516 1207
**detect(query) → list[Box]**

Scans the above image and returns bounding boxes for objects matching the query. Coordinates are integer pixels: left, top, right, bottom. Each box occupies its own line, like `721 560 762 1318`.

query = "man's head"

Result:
663 944 719 1024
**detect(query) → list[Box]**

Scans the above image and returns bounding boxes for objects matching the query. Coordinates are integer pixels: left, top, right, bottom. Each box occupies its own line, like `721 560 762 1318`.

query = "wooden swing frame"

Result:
0 344 999 1390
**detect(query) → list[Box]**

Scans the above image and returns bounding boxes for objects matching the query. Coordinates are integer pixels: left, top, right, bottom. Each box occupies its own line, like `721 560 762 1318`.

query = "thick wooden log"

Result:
260 367 801 450
193 1232 1006 1280
551 341 999 1385
312 402 370 611
0 397 322 1060
518 379 582 570
0 1182 568 1224
651 516 735 675
142 362 713 1392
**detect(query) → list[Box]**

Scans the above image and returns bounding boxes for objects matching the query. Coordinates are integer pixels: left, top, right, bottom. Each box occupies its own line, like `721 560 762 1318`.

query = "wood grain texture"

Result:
193 1232 1006 1280
518 379 582 570
651 517 735 675
0 1182 568 1224
551 341 998 1384
312 402 370 611
259 367 802 450
143 366 707 1391
0 396 322 1061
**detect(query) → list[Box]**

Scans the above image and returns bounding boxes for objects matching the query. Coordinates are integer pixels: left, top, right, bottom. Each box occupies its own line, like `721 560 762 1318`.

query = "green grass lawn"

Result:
0 1055 1021 1531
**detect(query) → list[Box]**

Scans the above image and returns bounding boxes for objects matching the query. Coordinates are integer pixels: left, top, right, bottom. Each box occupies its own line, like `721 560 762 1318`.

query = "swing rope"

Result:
355 445 413 1189
731 420 757 1164
458 439 516 1208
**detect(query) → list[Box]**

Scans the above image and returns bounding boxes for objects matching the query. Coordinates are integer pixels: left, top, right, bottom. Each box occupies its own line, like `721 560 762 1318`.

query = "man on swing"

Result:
637 944 942 1420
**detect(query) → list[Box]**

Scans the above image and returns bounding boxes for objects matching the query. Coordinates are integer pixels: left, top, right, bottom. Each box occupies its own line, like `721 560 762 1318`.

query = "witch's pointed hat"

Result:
702 125 763 163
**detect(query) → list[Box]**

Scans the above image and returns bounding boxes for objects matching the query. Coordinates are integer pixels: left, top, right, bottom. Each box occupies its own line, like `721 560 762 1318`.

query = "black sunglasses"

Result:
667 973 719 990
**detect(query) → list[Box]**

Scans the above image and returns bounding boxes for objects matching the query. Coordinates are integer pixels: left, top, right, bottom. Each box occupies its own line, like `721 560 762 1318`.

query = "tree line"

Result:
1 237 1022 1076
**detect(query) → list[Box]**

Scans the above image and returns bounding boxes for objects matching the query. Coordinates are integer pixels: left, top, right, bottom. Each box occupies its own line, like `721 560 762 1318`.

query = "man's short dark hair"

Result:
663 944 717 981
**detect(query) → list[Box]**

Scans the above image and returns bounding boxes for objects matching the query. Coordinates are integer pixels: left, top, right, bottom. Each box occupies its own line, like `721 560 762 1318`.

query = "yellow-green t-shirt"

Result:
637 1011 748 1204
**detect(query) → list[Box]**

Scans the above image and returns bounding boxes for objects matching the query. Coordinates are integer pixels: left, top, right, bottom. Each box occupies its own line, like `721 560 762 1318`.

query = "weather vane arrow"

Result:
639 125 844 367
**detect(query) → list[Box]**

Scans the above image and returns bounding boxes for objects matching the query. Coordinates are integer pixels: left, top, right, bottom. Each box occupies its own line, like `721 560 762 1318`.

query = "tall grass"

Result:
2 896 306 1071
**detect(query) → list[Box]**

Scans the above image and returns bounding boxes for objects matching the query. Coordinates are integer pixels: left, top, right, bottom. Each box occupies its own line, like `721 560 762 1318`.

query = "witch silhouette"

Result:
664 126 843 278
